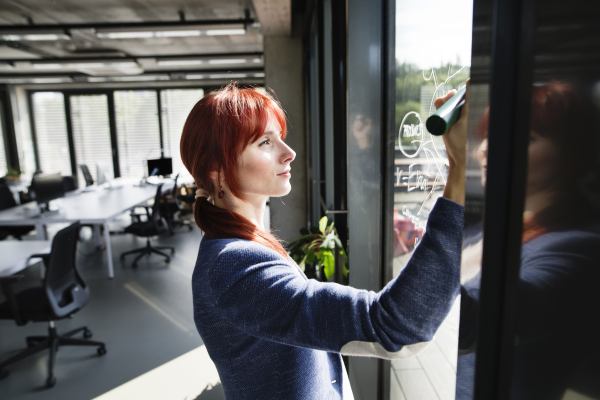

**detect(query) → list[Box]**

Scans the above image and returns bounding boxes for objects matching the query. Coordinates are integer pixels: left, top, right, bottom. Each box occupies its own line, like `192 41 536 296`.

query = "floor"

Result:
0 216 225 400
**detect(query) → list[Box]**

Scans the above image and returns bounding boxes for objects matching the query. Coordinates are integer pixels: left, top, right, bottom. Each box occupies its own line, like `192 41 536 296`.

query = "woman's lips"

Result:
278 170 291 178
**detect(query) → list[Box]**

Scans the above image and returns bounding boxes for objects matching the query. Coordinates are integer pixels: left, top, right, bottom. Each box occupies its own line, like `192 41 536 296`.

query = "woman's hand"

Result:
436 79 470 205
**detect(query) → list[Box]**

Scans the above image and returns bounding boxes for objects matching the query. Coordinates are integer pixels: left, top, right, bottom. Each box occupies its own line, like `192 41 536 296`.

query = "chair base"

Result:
120 237 175 268
0 322 106 388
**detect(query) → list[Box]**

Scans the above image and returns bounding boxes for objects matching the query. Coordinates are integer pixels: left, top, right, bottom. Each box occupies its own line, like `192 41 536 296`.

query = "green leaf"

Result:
298 258 305 271
305 248 315 264
323 251 335 279
343 263 349 278
319 216 328 235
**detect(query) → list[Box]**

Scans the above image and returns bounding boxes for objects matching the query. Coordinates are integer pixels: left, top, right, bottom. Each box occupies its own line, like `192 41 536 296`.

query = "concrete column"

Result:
264 35 307 245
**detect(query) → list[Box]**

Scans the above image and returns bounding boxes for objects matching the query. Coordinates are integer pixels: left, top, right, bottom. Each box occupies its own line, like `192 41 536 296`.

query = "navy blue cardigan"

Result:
192 197 464 399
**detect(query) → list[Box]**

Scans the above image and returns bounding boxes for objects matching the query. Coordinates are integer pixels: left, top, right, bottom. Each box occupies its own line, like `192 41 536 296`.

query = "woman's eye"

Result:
259 139 270 146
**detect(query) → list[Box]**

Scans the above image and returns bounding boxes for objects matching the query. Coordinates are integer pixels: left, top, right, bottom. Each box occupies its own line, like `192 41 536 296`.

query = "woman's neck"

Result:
214 193 267 231
523 188 556 220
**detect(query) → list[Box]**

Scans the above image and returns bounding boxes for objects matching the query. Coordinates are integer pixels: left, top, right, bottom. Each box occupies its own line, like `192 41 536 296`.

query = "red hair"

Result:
180 83 289 258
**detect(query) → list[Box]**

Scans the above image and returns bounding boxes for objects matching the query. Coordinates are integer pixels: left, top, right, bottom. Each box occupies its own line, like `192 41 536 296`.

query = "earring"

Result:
218 186 225 199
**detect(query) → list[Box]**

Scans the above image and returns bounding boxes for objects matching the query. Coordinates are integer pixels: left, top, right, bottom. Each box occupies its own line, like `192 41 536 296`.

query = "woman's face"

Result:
475 131 560 196
236 117 296 199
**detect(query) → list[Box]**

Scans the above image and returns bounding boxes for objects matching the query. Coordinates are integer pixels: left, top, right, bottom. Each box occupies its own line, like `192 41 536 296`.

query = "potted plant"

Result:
287 216 348 282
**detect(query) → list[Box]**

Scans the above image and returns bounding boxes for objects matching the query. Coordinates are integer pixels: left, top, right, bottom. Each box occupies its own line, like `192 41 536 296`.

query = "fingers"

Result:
434 89 458 110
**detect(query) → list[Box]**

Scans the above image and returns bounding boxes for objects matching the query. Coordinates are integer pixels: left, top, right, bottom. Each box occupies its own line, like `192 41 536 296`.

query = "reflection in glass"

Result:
391 0 472 398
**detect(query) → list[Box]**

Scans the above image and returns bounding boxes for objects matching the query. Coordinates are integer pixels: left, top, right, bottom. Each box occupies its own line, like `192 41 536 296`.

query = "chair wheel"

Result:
0 368 9 380
83 329 93 339
46 376 56 388
97 346 107 356
165 258 171 264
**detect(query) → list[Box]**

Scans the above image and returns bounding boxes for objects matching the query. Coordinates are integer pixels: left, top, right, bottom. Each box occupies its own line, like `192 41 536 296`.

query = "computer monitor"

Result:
31 173 65 212
147 157 173 177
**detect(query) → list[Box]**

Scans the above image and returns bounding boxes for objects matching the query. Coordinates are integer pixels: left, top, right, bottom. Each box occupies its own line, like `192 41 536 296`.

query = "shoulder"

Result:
198 237 293 283
524 229 600 256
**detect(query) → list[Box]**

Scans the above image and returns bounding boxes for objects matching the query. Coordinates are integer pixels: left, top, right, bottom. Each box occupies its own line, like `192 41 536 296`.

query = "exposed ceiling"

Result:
0 0 291 85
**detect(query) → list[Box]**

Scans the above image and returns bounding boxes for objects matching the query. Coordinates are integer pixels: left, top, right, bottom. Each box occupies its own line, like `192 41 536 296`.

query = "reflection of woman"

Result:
180 83 468 400
457 82 600 400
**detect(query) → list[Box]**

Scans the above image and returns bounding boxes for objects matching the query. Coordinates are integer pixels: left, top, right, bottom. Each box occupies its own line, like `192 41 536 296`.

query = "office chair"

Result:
79 164 94 187
0 222 106 388
62 175 78 192
160 174 193 235
0 185 35 240
120 184 175 268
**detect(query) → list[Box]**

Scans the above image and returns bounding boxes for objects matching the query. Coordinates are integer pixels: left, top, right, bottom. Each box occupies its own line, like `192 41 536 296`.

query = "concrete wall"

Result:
264 35 307 245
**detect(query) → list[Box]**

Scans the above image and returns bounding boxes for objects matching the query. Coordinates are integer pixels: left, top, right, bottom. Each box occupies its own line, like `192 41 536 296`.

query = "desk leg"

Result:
93 225 104 249
103 222 114 279
35 223 47 240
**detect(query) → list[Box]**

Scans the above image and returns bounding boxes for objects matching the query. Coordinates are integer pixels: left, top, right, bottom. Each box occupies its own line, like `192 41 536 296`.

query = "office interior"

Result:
1 0 599 399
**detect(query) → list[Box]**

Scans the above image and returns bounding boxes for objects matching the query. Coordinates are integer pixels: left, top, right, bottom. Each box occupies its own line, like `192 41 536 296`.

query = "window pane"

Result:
31 92 71 176
115 90 160 179
160 89 203 178
390 0 472 398
0 105 7 176
70 94 112 187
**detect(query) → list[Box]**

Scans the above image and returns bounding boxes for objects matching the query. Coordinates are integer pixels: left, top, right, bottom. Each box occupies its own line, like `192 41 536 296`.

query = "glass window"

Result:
70 94 113 187
0 106 7 176
390 0 472 398
31 92 71 176
160 89 203 178
115 90 161 179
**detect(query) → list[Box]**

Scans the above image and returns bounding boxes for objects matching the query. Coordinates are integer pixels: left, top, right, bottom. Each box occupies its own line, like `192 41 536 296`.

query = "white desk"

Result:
0 182 170 279
0 241 51 277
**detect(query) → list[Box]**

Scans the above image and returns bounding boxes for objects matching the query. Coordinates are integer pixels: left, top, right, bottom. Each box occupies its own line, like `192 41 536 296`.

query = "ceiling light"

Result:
95 24 246 40
31 61 140 70
0 32 70 41
208 73 248 79
87 75 170 82
253 73 265 78
185 74 206 80
208 59 248 65
205 29 246 36
0 77 73 84
157 59 204 66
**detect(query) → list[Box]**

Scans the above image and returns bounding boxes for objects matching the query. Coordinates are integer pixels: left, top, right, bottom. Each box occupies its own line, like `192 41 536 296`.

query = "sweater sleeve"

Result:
208 197 464 359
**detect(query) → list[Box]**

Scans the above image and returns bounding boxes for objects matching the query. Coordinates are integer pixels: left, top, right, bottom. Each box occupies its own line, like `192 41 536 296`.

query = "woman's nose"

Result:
281 143 296 163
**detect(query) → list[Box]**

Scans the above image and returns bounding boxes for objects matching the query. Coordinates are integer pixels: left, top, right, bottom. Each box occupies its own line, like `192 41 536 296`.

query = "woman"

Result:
457 82 600 399
180 83 468 399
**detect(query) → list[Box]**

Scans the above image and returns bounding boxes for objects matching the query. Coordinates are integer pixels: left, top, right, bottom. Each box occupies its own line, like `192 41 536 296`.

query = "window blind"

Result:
115 90 161 179
160 89 203 177
31 92 71 176
70 94 113 188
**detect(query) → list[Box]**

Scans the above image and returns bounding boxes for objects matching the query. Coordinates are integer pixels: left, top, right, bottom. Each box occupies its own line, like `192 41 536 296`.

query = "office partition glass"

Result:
160 89 203 178
390 0 472 398
115 90 160 179
31 92 71 176
69 94 113 187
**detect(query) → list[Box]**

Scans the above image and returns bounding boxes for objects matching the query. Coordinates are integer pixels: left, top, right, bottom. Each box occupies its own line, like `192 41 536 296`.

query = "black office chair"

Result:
120 184 175 268
0 222 106 388
79 164 94 187
0 185 35 240
160 174 193 235
62 175 77 192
